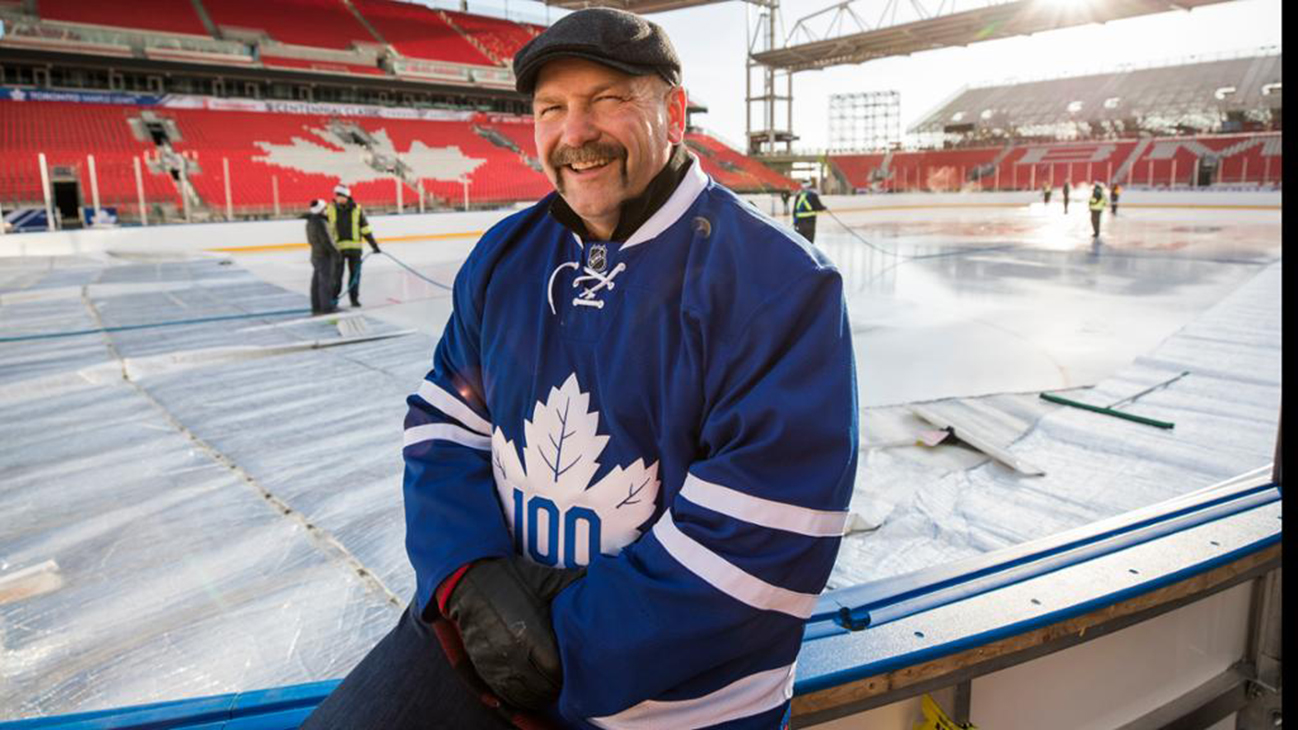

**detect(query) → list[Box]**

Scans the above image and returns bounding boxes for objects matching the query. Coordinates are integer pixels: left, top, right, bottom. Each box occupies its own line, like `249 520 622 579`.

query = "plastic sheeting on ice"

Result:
1 256 434 719
830 261 1282 588
0 250 1282 720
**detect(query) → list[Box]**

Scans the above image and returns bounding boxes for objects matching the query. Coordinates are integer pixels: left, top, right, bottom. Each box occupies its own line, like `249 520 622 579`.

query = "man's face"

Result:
334 194 348 206
532 58 686 237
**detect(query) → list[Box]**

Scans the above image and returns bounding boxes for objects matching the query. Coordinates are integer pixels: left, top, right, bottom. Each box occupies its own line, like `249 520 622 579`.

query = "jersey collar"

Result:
622 152 708 250
548 145 708 247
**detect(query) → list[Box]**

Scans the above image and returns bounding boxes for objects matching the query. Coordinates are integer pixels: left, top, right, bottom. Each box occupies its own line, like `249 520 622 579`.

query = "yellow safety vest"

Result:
326 202 372 250
1088 189 1107 212
793 191 819 220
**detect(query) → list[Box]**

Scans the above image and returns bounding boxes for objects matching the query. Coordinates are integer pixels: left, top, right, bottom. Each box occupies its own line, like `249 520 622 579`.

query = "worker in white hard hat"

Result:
326 184 382 308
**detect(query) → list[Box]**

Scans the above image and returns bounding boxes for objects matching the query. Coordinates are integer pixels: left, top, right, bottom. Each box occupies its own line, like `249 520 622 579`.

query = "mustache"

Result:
550 142 627 168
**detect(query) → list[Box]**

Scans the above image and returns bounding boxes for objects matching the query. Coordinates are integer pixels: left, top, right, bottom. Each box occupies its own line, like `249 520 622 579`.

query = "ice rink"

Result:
228 190 1281 406
0 188 1281 719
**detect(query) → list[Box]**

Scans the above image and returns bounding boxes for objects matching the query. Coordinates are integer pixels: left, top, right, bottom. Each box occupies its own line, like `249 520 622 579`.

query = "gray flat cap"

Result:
513 8 681 95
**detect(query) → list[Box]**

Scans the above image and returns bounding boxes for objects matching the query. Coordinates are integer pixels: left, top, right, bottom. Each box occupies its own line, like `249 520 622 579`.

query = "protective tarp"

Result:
831 261 1282 587
0 250 1282 720
1 256 421 718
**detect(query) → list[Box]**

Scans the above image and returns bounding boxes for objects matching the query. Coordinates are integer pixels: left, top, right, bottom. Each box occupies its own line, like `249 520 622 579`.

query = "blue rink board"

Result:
1 476 1281 729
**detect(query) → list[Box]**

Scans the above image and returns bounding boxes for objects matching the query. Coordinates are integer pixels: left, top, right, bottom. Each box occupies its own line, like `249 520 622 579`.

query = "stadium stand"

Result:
831 153 887 191
0 102 181 215
0 0 796 225
911 51 1282 141
0 92 1275 225
162 108 332 212
440 9 538 65
0 95 800 221
686 132 798 192
375 116 551 204
154 108 552 211
352 0 496 66
479 118 543 162
203 0 376 50
38 0 211 36
831 132 1281 191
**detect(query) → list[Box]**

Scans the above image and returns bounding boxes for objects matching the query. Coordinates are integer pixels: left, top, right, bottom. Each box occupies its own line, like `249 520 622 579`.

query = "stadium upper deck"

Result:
0 0 538 88
911 51 1282 141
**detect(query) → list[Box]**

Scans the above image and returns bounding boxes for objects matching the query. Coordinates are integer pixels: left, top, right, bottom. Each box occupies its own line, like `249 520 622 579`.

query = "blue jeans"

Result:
301 602 515 729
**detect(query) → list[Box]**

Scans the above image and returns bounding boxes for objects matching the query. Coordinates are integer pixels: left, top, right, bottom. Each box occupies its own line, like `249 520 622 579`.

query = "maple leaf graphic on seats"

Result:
253 125 485 183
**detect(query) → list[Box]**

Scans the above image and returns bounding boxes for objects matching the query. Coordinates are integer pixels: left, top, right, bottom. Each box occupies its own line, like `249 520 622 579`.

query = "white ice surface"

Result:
0 194 1281 719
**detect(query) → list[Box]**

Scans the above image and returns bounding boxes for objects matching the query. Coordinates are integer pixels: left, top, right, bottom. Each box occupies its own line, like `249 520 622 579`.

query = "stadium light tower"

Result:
829 91 900 152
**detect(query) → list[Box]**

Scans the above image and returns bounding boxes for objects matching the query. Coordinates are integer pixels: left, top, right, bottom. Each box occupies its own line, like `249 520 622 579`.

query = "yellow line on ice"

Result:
206 230 485 254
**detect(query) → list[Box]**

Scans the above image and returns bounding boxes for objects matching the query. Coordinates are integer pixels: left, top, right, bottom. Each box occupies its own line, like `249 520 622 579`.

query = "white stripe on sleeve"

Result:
415 380 492 436
403 423 491 451
680 473 849 537
589 662 796 730
652 512 818 619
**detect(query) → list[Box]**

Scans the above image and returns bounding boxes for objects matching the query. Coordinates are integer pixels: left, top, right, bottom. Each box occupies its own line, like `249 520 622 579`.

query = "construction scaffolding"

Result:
751 0 1234 72
828 91 900 152
746 0 796 156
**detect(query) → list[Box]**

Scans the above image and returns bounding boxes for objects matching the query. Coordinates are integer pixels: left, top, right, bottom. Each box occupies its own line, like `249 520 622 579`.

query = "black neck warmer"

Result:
548 144 693 242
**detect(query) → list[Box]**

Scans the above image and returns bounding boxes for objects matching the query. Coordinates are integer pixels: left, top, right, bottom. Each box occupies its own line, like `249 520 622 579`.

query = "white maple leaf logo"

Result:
492 373 660 567
252 125 485 184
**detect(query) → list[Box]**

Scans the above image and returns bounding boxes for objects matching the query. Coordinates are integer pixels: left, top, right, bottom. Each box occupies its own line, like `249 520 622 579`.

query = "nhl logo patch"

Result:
588 243 608 273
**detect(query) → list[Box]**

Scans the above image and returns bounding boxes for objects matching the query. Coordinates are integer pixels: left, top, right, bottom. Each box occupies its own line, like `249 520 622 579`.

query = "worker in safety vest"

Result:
1088 182 1108 239
792 180 827 244
326 184 381 308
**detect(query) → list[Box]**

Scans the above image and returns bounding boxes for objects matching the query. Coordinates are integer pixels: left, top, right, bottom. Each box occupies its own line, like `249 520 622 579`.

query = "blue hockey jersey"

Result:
403 159 858 729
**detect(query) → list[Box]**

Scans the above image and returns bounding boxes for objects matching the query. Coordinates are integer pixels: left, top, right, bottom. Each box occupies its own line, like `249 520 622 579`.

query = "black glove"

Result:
444 556 584 710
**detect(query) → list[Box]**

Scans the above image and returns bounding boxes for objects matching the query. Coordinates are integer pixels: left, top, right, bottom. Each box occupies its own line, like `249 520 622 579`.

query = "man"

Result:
1110 182 1122 216
303 8 858 730
306 199 340 315
1042 181 1052 205
1061 179 1071 214
792 180 828 243
1088 182 1108 239
327 184 381 307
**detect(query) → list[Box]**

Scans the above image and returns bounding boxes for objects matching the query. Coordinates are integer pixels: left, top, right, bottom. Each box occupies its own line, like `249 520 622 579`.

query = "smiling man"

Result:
303 8 858 730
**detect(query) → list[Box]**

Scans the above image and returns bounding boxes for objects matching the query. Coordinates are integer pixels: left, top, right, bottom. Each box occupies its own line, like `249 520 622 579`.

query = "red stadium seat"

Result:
3 98 1278 220
203 0 375 50
0 101 181 215
39 0 210 36
352 0 496 66
440 10 539 65
686 132 797 192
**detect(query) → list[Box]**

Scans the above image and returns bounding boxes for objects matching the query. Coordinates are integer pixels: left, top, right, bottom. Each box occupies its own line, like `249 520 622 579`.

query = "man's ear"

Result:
666 85 688 145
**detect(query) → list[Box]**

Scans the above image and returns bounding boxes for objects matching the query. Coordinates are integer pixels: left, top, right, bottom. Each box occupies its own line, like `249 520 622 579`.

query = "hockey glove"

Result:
444 556 584 710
